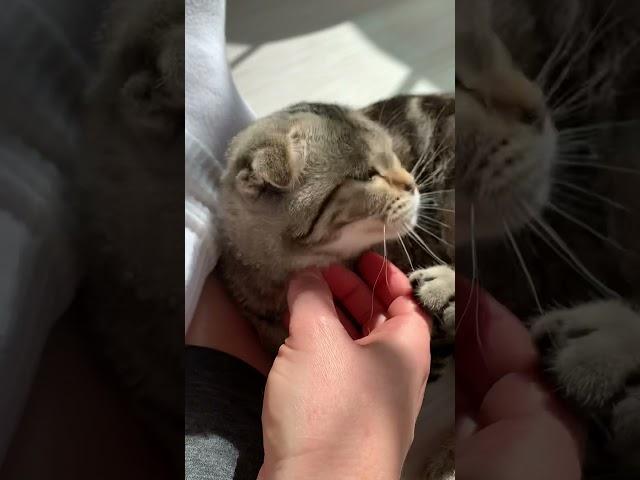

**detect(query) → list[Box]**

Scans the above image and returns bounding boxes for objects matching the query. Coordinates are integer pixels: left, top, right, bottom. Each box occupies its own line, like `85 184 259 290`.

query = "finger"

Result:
456 414 582 480
477 373 553 424
387 293 431 323
287 268 348 348
357 252 412 308
359 312 431 385
455 276 539 406
475 373 586 460
336 305 362 340
322 263 387 330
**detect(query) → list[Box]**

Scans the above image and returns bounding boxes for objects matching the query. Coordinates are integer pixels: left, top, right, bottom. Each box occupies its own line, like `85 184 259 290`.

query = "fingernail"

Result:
290 268 324 291
298 267 322 280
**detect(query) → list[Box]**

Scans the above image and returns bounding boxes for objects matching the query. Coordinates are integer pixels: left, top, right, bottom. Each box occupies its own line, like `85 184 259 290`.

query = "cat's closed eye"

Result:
456 76 490 109
349 167 379 182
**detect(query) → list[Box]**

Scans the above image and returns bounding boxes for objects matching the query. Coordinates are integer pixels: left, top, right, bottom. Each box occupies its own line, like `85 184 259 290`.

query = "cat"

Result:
456 0 640 477
74 0 184 472
218 97 456 479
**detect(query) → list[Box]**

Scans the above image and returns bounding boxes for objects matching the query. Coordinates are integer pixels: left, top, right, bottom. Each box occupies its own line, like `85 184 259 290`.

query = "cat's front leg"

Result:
530 300 640 469
409 265 455 339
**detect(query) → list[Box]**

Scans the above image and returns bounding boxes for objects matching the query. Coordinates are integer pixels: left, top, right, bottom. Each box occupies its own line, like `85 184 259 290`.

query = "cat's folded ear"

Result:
235 127 306 197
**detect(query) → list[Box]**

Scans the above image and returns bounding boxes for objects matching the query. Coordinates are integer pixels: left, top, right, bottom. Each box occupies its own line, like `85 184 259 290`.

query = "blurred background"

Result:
226 0 454 116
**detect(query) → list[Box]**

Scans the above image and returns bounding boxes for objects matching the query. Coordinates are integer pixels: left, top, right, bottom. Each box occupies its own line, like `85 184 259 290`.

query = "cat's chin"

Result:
307 214 416 265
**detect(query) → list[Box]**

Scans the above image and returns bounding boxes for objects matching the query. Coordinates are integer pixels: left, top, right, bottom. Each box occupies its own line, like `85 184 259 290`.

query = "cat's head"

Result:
456 6 557 243
220 103 419 270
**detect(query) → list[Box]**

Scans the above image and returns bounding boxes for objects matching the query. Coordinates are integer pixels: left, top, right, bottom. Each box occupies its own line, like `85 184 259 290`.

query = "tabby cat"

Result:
456 0 640 477
217 96 456 479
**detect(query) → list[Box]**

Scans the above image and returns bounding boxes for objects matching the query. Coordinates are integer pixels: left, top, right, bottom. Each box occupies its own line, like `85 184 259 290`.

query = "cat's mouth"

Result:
385 205 419 238
313 192 419 260
384 189 420 236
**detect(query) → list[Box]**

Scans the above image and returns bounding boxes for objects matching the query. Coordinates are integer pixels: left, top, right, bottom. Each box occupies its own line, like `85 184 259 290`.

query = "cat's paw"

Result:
530 300 640 411
409 265 455 337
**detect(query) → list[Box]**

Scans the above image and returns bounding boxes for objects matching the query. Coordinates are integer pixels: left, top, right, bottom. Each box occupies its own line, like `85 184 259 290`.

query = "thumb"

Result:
286 268 348 349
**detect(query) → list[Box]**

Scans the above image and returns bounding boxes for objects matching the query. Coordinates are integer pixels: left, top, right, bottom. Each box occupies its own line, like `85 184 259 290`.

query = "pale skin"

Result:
186 252 583 479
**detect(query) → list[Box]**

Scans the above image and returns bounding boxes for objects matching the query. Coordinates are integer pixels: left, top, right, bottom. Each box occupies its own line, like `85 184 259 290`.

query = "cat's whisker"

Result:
545 202 627 252
419 189 453 197
555 160 640 176
552 89 605 120
551 70 640 120
552 34 640 113
415 162 440 189
545 3 619 105
397 233 414 272
456 205 477 326
406 230 446 266
556 151 599 161
420 206 454 214
523 203 619 298
414 223 452 249
418 215 451 230
411 145 429 174
558 119 640 136
536 10 581 89
458 205 487 364
550 53 611 113
552 188 612 220
383 224 389 289
556 138 598 151
369 225 388 329
553 179 628 211
414 141 449 187
504 222 543 315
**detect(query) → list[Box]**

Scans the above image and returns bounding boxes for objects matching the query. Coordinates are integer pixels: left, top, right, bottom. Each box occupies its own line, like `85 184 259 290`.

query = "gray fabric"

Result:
185 347 266 480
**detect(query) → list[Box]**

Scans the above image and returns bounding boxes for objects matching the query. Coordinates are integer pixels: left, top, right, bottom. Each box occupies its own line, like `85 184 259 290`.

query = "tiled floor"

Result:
226 0 454 116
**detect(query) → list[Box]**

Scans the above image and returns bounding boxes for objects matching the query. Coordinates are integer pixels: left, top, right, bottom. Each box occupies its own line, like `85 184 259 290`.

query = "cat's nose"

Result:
521 105 546 129
384 168 416 192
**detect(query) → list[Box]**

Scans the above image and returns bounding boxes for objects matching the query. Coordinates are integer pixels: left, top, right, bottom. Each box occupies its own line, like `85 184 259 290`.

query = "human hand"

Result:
258 252 431 480
456 278 584 479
